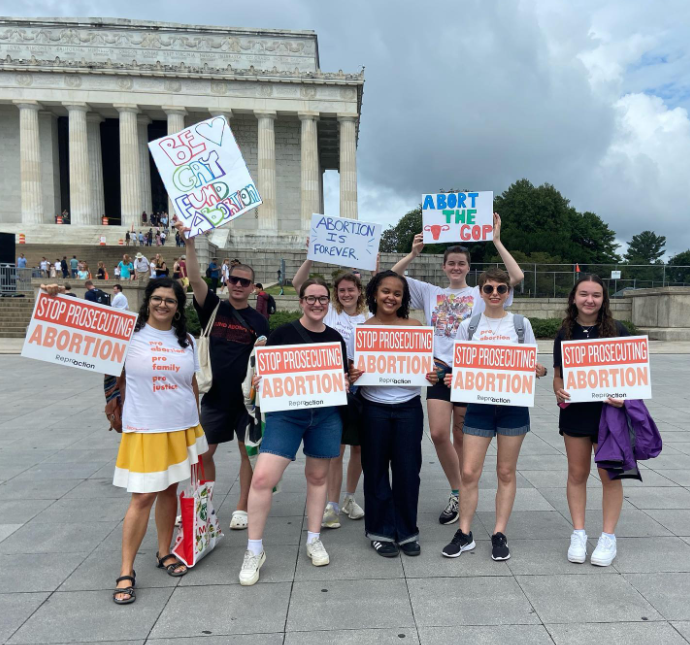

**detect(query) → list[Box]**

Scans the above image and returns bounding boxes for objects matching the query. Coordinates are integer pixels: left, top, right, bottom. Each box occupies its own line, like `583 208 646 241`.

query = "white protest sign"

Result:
307 214 382 271
561 336 651 403
422 192 493 244
450 341 538 407
148 115 261 238
611 271 622 280
255 342 347 413
21 293 138 376
354 325 434 386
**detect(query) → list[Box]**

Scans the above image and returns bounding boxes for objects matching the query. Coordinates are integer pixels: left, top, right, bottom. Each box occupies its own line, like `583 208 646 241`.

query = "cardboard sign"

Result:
561 336 651 402
354 325 434 386
255 342 347 413
307 214 382 271
422 192 493 244
451 341 538 407
148 115 261 238
21 293 138 376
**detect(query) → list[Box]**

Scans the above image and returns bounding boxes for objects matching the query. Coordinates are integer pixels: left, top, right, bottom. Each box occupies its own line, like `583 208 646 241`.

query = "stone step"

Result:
638 327 690 341
0 332 27 338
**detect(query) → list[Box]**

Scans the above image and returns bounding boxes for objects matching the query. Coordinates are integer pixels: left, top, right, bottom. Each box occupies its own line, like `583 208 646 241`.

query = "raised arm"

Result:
173 217 208 307
492 213 524 286
391 233 424 275
292 237 313 294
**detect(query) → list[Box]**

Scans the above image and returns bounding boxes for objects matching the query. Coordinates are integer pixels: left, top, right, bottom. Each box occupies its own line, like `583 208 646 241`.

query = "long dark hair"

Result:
366 270 410 319
135 277 190 348
561 274 616 340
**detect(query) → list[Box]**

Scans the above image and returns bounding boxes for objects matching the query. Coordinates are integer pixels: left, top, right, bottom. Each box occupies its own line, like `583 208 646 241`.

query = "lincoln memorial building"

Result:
0 17 364 247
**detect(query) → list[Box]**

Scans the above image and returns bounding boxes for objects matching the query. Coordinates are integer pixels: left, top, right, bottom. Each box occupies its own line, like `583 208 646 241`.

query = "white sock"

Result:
344 492 355 500
307 531 320 544
247 539 263 556
602 532 616 541
328 502 340 514
574 529 586 536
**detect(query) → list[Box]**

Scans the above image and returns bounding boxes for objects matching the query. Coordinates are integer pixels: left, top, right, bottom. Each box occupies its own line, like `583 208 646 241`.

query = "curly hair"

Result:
332 272 366 315
561 274 617 340
134 277 190 348
366 270 410 319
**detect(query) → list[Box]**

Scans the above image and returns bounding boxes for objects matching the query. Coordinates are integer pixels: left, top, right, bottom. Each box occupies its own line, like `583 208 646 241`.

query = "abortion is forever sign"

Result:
451 341 538 407
148 115 261 238
307 214 382 271
353 325 434 386
422 192 493 244
561 336 651 402
255 342 347 413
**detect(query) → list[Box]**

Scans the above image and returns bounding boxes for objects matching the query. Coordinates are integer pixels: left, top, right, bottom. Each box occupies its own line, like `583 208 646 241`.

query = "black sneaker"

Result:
441 530 476 558
491 532 510 561
399 541 421 557
438 493 459 525
371 540 399 558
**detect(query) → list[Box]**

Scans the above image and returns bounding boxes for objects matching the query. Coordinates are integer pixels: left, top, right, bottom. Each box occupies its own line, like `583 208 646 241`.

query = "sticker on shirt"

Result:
431 294 475 338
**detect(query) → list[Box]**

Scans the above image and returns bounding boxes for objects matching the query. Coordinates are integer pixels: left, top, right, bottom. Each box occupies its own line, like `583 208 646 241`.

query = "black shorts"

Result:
200 396 249 445
426 381 467 408
559 427 597 442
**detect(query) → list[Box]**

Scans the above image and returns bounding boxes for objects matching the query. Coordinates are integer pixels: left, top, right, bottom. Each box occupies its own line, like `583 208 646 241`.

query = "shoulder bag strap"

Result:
291 319 313 344
512 314 526 344
229 303 256 338
202 301 220 338
467 313 482 341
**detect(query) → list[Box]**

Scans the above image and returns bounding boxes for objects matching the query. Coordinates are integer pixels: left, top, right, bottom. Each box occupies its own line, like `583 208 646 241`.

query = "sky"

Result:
7 0 690 257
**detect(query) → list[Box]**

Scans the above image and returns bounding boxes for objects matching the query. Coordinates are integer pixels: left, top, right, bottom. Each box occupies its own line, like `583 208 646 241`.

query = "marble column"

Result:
299 111 320 230
163 107 187 217
209 108 233 124
255 110 277 230
13 101 43 225
64 102 91 225
86 114 105 223
115 104 141 229
39 110 61 221
338 114 359 219
137 115 153 217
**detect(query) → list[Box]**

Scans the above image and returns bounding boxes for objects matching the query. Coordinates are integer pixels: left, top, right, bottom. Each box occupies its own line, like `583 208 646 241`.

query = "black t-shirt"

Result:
268 321 348 373
553 320 629 435
194 290 269 403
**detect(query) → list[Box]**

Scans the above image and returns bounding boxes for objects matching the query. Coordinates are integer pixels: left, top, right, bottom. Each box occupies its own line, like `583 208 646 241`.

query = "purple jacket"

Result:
595 400 662 481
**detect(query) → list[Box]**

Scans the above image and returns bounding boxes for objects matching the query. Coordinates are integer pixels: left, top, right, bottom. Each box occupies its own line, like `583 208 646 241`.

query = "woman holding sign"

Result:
392 214 524 525
293 257 368 529
111 277 207 604
239 278 348 586
349 270 438 557
553 275 628 567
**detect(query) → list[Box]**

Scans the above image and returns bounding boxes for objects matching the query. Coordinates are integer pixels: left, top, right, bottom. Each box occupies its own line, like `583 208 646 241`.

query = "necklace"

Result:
483 313 506 338
576 319 598 338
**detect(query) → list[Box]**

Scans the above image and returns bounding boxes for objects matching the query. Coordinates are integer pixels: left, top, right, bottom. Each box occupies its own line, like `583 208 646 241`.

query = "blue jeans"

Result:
260 406 342 461
361 396 423 544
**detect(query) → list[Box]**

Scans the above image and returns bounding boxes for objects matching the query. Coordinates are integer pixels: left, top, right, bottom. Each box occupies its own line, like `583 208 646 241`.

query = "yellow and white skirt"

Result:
113 424 208 493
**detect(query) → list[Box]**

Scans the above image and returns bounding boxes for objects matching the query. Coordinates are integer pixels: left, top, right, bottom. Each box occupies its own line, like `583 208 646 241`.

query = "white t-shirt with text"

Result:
324 304 367 346
457 312 535 345
122 325 200 433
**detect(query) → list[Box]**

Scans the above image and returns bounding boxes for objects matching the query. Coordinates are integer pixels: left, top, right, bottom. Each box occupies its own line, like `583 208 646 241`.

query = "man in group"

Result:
83 280 110 305
254 283 271 320
134 252 149 281
138 231 145 246
173 218 269 531
111 284 129 310
16 253 26 268
40 257 49 277
70 255 79 278
208 257 220 293
61 257 69 279
62 283 77 297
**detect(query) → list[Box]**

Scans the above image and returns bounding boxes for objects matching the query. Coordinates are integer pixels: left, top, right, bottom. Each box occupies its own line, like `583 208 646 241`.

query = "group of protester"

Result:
112 253 188 284
39 214 632 604
124 228 182 248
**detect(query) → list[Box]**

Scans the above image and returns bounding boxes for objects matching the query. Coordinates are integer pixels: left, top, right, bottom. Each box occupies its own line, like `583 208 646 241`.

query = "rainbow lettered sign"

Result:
422 192 493 244
149 115 261 238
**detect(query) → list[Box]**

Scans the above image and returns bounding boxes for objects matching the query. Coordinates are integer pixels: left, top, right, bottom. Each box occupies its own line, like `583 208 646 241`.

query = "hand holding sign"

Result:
307 214 382 271
422 192 494 244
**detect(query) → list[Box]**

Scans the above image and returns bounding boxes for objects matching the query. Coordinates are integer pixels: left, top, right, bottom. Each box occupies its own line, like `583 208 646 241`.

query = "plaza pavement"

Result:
1 353 690 644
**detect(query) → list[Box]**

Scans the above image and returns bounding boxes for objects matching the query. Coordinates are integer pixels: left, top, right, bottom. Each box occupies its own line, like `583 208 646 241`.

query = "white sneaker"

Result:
591 534 617 567
239 550 266 586
321 502 341 529
568 531 588 563
342 496 365 520
306 538 330 566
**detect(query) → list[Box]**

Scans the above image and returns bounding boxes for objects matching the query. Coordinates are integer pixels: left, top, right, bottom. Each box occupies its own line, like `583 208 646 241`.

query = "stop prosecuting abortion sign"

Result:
255 342 347 413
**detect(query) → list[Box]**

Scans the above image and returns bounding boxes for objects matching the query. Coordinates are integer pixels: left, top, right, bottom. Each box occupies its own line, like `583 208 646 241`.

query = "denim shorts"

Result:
463 404 530 438
260 406 342 461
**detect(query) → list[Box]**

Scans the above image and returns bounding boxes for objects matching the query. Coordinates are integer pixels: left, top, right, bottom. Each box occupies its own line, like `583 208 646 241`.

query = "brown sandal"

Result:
156 552 188 577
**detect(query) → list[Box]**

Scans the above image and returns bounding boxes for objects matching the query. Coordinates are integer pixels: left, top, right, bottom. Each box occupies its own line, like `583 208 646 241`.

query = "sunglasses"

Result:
228 276 252 288
302 295 330 305
482 284 509 295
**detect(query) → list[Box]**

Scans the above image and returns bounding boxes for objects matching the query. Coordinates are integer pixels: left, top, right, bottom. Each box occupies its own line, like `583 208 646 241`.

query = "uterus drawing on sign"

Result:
424 223 450 241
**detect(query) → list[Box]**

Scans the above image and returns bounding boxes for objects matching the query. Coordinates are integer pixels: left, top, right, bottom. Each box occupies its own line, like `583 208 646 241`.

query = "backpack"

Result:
92 289 111 306
266 294 277 315
467 313 525 343
206 267 212 278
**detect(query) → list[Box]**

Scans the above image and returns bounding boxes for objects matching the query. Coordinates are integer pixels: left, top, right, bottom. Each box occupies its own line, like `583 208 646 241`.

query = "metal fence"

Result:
0 264 34 294
464 263 690 299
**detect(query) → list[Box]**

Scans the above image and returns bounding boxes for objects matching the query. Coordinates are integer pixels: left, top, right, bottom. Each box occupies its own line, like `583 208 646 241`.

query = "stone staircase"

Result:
0 296 35 338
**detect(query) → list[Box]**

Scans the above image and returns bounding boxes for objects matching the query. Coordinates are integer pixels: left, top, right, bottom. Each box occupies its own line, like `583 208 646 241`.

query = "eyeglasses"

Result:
228 276 252 288
150 296 179 307
482 284 509 295
302 295 330 305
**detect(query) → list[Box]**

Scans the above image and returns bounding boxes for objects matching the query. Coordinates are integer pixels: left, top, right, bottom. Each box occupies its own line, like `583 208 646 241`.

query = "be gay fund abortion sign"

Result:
451 341 538 407
561 336 651 402
255 343 347 413
422 192 493 244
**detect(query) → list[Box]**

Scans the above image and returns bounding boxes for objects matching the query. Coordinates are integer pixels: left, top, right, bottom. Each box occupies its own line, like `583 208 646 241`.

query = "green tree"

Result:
379 206 457 255
569 211 621 264
667 250 690 284
624 231 666 264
